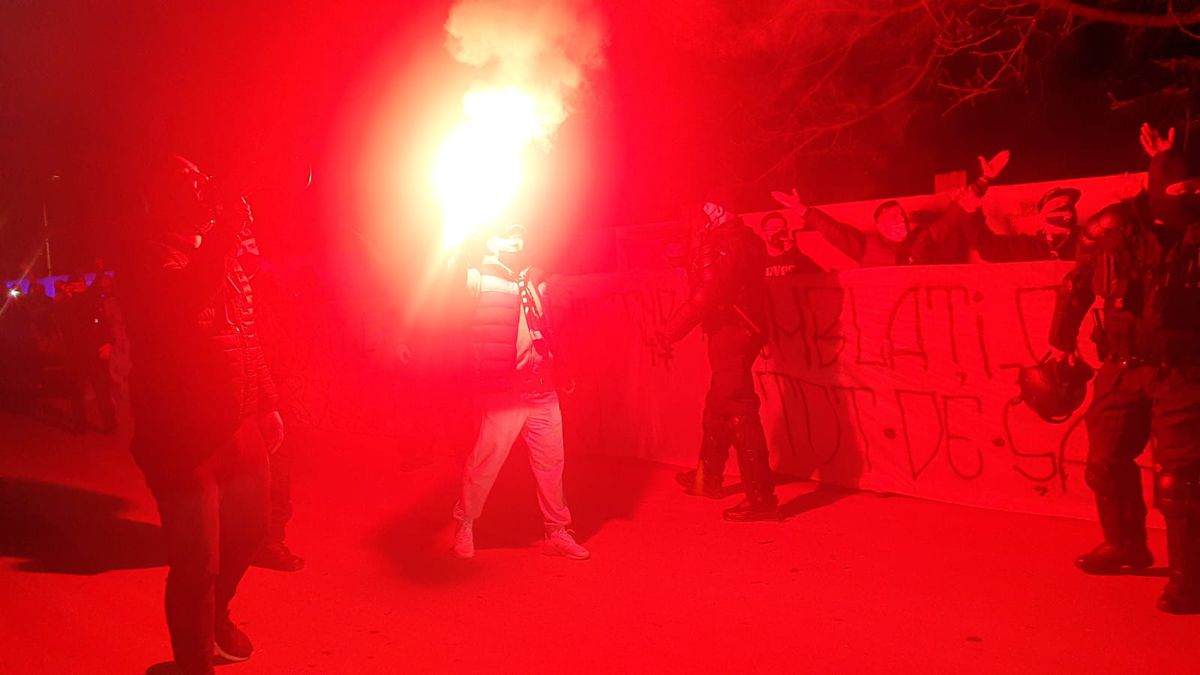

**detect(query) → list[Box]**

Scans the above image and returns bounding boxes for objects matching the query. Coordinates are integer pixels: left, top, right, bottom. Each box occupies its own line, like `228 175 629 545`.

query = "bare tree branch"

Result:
1041 0 1200 28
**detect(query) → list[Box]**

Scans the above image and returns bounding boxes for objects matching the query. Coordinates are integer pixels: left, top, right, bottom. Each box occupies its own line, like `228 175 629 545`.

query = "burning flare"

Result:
434 87 544 249
434 0 605 249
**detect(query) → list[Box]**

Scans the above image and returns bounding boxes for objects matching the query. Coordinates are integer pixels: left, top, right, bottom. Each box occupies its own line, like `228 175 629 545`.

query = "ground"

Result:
1 410 1196 674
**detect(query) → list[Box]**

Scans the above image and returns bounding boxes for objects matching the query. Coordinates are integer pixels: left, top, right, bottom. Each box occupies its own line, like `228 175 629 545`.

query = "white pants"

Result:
455 389 572 532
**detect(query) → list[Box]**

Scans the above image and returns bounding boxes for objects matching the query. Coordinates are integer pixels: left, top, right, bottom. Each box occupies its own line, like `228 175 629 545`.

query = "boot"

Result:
1158 516 1200 615
675 467 723 499
1075 494 1152 574
724 414 778 522
253 541 305 572
678 428 729 499
723 494 780 522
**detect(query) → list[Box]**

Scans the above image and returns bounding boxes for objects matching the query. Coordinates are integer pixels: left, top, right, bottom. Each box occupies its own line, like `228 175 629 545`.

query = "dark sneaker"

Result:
723 496 779 522
214 613 253 663
1158 580 1200 615
674 469 723 499
253 542 305 572
1074 542 1153 575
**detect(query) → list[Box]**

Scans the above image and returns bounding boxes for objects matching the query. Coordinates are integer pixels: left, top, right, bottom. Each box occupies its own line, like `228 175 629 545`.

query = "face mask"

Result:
702 202 726 227
764 222 789 249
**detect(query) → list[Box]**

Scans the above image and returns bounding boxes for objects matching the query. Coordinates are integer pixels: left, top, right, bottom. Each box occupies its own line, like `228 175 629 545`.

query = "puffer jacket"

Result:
121 208 278 453
469 262 557 393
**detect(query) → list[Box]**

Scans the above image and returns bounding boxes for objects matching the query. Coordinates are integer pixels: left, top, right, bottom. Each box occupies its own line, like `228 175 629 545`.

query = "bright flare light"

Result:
434 87 546 249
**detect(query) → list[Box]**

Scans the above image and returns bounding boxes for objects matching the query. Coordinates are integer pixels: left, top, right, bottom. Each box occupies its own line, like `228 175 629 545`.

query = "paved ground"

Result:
1 410 1195 674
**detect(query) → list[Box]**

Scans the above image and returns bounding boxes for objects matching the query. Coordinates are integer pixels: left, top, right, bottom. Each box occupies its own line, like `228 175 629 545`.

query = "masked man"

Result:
1049 123 1200 614
759 211 822 277
967 186 1082 262
119 155 284 673
657 198 777 521
452 223 589 560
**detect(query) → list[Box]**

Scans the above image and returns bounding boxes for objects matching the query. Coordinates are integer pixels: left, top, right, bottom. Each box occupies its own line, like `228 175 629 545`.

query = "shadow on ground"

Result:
0 477 163 574
778 481 857 520
373 452 655 584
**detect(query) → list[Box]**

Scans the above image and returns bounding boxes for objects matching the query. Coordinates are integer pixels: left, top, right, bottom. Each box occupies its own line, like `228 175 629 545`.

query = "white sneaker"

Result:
453 520 474 559
544 529 590 560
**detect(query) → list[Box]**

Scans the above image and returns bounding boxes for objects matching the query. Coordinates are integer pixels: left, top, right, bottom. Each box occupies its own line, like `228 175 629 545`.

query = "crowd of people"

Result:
655 121 1200 619
756 148 1101 273
0 267 122 433
3 118 1198 675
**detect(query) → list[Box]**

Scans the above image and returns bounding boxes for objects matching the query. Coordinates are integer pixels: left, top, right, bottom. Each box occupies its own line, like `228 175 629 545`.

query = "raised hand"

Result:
770 188 806 212
979 150 1011 181
1139 123 1175 158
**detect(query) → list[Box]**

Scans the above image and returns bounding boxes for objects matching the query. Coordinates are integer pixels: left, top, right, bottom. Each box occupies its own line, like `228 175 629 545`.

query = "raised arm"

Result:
770 189 866 262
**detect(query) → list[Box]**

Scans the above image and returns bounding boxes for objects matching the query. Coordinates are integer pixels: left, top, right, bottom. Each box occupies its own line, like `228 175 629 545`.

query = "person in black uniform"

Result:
656 197 778 521
1049 123 1200 614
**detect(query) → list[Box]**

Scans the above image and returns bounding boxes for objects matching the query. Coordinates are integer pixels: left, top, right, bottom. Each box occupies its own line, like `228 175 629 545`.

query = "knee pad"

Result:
1155 467 1200 518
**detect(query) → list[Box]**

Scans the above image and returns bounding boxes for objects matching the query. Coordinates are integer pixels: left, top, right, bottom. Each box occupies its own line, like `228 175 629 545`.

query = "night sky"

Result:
2 0 1197 277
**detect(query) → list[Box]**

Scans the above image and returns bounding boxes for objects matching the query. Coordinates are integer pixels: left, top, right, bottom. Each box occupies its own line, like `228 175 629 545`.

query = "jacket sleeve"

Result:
927 201 970 244
251 277 281 414
965 217 1049 262
804 207 867 262
146 208 246 313
661 240 722 343
1048 250 1097 352
255 345 280 413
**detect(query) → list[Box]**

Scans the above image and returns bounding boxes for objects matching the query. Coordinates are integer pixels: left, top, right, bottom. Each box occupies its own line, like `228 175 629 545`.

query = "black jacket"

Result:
1049 153 1200 364
121 206 278 448
664 216 767 342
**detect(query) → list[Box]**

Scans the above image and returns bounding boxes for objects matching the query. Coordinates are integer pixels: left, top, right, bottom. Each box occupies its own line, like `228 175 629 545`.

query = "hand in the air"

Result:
1140 123 1175 158
979 150 1011 181
770 188 806 212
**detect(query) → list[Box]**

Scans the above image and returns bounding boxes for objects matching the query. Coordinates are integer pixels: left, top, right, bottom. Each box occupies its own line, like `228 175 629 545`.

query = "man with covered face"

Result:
451 223 589 561
758 211 822 277
1049 123 1200 614
656 196 778 521
118 155 283 673
966 186 1082 262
